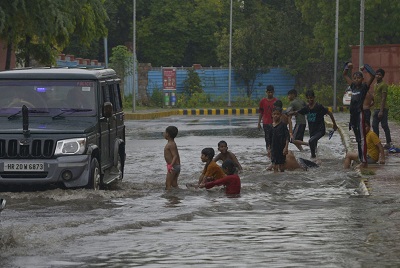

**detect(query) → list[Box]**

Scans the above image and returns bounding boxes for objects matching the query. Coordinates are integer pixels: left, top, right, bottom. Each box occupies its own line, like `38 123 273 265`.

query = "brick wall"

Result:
56 54 104 68
351 44 400 85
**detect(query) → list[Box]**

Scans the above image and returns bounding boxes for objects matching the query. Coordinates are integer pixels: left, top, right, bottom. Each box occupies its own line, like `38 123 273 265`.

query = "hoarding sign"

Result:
162 68 176 90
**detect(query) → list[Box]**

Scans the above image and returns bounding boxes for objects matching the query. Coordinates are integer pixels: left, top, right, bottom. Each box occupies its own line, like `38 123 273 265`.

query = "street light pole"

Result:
132 0 136 112
104 37 108 68
228 0 232 107
359 0 365 69
333 0 339 112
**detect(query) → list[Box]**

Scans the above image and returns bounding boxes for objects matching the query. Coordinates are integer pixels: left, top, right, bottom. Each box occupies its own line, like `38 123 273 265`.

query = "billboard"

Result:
162 68 176 90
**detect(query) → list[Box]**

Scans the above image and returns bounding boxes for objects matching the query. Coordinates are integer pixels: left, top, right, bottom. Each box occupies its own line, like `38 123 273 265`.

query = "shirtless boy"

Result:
343 62 375 168
213 140 243 172
163 126 181 190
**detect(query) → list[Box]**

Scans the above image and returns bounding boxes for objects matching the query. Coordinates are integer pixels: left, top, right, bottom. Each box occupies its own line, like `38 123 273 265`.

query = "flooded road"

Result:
1 115 400 267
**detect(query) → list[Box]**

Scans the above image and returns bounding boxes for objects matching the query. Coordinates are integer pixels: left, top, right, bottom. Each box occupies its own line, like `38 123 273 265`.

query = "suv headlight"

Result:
55 138 87 155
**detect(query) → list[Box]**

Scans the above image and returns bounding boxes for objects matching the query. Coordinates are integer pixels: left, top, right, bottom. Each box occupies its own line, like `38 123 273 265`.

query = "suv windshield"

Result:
0 80 96 116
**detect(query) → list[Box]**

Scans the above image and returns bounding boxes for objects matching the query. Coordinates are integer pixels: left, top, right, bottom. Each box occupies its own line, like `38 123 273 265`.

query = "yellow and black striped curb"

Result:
125 106 349 120
124 110 180 120
179 108 258 116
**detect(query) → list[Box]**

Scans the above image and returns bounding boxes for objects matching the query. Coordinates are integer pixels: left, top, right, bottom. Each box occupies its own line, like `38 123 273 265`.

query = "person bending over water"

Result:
344 121 385 169
198 147 225 185
199 159 241 195
284 151 319 171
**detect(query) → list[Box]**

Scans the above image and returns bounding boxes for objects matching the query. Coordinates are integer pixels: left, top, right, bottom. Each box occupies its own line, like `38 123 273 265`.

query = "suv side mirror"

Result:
103 102 113 118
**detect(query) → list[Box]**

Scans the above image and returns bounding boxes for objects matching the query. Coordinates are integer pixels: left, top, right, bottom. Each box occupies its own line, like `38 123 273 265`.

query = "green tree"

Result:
137 0 225 66
0 0 108 69
109 45 133 77
183 68 203 97
217 1 274 97
109 45 133 97
295 0 400 64
136 0 191 66
181 0 225 66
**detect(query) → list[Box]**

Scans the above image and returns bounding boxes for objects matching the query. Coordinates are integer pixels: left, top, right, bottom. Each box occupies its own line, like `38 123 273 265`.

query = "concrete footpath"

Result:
125 108 400 195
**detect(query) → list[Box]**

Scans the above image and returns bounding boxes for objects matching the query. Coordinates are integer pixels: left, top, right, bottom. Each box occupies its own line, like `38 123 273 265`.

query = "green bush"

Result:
387 85 400 121
183 68 203 96
122 85 346 110
234 95 259 107
177 92 211 108
298 84 342 108
149 87 164 107
122 94 133 110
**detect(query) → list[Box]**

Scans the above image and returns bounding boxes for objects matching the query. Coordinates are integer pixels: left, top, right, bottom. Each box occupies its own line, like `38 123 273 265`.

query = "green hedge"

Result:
387 85 400 121
122 84 400 123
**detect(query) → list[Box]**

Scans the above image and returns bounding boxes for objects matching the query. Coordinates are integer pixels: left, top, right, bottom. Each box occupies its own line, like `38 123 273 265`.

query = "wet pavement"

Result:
326 113 400 191
127 109 400 196
1 112 400 267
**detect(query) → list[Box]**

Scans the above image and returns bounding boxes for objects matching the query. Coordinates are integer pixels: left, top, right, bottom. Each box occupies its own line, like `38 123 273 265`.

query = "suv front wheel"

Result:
87 157 101 190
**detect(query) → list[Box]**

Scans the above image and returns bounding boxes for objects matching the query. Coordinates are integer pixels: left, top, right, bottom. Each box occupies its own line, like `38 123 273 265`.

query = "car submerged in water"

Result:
0 68 126 190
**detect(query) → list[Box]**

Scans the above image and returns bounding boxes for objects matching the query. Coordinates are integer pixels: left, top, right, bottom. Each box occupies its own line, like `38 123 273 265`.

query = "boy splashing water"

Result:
199 159 241 195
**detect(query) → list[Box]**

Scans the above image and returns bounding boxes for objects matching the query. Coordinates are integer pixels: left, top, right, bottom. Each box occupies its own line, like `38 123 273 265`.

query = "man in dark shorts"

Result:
295 90 338 159
268 106 290 172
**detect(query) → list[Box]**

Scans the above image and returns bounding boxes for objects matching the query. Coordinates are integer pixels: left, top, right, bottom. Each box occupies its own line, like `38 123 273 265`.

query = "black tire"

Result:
86 157 101 190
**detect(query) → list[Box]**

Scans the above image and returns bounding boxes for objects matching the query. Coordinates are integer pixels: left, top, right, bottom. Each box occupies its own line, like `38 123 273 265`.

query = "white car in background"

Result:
343 86 352 106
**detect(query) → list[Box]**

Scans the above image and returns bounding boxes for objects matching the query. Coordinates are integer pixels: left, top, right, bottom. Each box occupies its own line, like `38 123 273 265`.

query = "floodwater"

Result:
1 115 400 267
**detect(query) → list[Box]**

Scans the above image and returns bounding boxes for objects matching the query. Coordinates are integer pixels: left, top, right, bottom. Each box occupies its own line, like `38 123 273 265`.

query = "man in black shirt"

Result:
296 90 338 159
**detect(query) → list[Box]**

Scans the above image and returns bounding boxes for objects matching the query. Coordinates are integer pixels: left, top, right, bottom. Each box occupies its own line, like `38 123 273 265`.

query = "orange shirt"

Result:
203 161 225 181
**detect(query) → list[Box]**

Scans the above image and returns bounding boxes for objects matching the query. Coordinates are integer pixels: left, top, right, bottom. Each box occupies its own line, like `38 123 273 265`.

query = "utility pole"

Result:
333 0 339 111
104 37 108 68
228 0 232 107
359 0 365 69
132 0 136 112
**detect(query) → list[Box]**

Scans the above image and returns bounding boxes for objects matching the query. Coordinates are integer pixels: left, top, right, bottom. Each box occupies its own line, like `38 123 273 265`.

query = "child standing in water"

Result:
163 126 181 190
268 107 290 172
343 62 375 167
199 159 241 195
213 140 243 172
198 147 225 185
